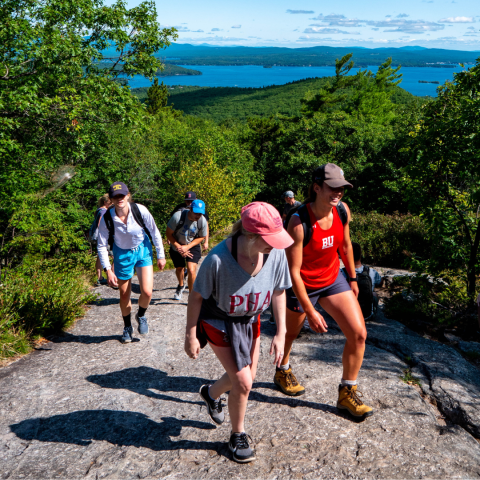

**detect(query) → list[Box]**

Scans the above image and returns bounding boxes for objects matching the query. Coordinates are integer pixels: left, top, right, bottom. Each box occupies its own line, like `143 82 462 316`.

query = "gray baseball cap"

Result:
313 163 353 189
282 191 294 199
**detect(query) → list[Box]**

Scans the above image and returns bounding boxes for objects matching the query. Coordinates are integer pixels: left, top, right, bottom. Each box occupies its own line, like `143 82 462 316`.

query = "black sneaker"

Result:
199 384 224 425
228 432 256 463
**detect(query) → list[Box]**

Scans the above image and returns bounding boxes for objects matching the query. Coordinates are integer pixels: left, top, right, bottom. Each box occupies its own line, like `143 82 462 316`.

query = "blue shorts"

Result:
113 236 153 280
286 270 351 313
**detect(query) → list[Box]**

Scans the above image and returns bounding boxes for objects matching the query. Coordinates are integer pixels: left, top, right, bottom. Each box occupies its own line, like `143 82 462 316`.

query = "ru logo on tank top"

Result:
322 236 334 249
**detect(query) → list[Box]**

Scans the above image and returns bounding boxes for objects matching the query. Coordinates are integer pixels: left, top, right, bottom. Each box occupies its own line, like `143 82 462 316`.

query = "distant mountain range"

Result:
158 44 478 68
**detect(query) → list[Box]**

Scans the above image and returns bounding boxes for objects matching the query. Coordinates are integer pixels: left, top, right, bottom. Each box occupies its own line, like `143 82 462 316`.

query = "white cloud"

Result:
304 27 355 34
177 35 247 43
211 28 223 32
286 9 315 14
438 16 475 23
397 14 409 18
191 29 204 33
231 24 242 28
367 18 445 33
310 14 364 27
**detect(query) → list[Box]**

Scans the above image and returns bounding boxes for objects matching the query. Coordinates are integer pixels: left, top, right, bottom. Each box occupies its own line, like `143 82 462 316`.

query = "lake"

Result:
127 65 465 97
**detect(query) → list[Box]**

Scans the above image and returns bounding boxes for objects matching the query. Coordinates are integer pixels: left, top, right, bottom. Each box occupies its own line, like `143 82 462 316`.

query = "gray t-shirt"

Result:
167 210 208 251
194 239 292 371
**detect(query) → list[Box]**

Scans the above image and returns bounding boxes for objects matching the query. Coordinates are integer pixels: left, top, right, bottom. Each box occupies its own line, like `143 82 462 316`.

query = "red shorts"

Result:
198 317 261 347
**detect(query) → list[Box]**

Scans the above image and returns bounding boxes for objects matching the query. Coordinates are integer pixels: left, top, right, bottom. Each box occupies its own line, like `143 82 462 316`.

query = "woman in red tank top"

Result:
273 163 374 420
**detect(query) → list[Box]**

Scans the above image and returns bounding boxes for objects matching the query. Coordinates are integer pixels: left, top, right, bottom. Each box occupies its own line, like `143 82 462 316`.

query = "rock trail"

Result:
1 268 480 479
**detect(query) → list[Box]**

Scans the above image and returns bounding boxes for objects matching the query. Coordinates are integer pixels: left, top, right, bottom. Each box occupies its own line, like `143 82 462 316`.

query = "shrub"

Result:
350 212 430 268
0 254 97 359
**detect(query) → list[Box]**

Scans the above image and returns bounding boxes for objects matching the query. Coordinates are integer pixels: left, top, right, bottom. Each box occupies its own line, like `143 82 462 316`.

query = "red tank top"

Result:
300 203 344 289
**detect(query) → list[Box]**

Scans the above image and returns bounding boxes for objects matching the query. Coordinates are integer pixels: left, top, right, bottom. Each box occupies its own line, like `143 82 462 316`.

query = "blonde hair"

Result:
229 219 262 258
98 193 111 207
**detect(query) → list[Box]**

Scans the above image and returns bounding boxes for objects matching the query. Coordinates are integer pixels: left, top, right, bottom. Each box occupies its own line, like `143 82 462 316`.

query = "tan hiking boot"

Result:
274 368 306 396
337 385 374 419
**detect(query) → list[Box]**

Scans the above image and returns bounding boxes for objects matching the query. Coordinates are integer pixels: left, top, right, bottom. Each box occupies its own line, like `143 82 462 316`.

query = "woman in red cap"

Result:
184 202 293 463
275 163 373 420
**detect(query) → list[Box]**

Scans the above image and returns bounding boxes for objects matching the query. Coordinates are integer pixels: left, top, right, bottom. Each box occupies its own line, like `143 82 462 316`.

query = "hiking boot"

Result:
228 432 256 463
337 385 374 419
95 278 108 286
199 384 225 425
121 326 133 344
173 284 185 301
274 367 305 396
135 313 149 335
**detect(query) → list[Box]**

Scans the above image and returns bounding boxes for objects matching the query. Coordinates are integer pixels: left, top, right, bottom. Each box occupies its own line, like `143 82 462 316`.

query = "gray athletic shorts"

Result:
286 270 351 313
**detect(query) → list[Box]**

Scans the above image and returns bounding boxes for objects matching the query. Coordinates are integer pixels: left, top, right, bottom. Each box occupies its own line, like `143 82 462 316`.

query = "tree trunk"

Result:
467 216 480 300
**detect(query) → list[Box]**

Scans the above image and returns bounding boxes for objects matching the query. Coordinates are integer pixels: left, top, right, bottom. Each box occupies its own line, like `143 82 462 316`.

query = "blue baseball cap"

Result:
191 199 205 214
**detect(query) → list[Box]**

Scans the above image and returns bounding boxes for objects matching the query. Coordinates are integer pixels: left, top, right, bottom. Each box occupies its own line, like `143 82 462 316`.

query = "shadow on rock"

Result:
48 332 138 345
10 411 223 453
250 384 354 421
87 367 209 405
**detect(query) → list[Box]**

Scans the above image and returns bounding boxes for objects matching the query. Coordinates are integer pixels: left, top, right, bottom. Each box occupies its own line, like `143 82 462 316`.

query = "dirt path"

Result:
1 268 480 479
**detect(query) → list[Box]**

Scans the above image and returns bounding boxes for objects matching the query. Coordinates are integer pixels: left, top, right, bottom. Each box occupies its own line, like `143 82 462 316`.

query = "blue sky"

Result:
125 0 480 50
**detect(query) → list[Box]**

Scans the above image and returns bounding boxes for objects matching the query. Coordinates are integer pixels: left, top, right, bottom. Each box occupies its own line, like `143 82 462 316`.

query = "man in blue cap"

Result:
166 199 208 300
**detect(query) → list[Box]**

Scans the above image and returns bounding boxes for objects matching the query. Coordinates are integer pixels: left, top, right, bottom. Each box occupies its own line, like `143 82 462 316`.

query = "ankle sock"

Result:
123 314 132 328
278 363 290 371
341 378 357 387
138 306 147 318
207 385 218 401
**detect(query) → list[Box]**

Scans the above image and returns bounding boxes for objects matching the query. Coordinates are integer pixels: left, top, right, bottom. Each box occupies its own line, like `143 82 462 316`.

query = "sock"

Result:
341 378 357 387
138 306 147 318
207 385 218 401
278 363 290 371
123 314 132 328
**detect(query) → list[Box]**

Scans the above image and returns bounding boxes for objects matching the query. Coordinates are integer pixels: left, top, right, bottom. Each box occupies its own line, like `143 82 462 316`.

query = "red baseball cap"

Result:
241 202 294 249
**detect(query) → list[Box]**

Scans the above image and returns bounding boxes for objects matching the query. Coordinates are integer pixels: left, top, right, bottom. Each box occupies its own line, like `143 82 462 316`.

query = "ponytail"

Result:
303 179 324 205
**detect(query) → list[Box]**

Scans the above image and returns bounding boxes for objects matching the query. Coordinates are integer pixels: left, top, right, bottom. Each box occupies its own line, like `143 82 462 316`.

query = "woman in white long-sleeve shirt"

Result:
97 182 166 343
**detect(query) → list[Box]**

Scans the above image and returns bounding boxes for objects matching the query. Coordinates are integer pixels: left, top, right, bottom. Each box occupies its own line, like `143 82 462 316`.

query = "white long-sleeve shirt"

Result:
97 203 165 270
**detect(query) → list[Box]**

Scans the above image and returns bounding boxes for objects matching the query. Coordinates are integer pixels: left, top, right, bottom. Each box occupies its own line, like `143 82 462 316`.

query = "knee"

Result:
119 291 130 302
350 327 367 346
142 288 153 299
234 377 252 396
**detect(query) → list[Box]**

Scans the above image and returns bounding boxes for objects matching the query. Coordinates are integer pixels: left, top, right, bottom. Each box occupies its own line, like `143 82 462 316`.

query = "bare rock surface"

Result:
1 268 480 479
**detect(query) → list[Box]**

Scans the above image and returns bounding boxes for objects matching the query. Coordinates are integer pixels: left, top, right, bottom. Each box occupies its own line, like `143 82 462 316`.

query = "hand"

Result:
305 308 328 333
270 334 285 368
157 258 166 271
106 269 118 288
203 242 209 251
350 281 359 298
185 335 200 360
179 248 193 259
176 244 190 256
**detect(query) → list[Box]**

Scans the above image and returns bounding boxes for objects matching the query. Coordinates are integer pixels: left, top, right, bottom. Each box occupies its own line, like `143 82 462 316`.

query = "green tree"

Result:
404 59 480 299
0 0 177 269
146 78 170 114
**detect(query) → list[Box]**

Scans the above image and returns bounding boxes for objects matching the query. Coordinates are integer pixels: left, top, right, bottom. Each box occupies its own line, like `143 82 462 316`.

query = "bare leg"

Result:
187 261 197 292
95 256 102 280
210 337 260 399
209 337 260 433
319 290 366 380
175 267 185 287
282 308 306 366
118 279 132 317
136 265 153 309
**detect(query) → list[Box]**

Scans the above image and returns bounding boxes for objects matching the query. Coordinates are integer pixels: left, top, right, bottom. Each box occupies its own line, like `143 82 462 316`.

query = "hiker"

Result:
276 163 374 420
166 199 208 301
184 202 293 463
90 193 113 286
342 242 383 320
97 182 166 343
281 191 301 223
170 191 210 251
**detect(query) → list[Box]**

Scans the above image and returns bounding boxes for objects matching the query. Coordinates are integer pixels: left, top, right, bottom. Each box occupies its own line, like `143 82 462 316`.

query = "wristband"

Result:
349 277 358 282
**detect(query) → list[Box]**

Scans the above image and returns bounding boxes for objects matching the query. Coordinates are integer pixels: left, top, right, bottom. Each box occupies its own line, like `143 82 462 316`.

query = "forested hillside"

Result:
133 78 419 123
160 43 479 68
1 0 480 359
